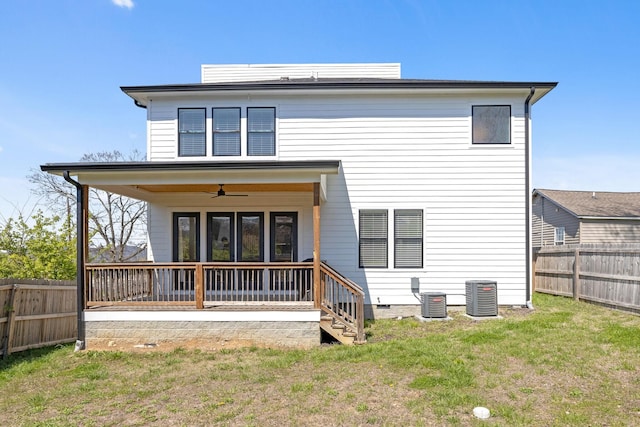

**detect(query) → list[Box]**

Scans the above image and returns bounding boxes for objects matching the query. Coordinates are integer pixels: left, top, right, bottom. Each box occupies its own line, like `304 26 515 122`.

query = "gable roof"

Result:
534 189 640 219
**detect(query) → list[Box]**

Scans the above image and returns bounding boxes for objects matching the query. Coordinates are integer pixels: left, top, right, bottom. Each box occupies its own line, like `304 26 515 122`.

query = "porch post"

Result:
313 182 321 308
78 185 88 348
195 263 204 309
64 171 88 351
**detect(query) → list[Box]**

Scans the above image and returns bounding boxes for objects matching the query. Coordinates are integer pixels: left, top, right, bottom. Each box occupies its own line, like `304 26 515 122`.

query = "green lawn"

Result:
1 293 639 426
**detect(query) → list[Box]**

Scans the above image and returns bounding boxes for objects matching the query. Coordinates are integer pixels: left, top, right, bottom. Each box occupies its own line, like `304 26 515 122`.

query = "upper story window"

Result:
213 108 241 156
472 105 511 144
248 107 275 156
178 108 206 156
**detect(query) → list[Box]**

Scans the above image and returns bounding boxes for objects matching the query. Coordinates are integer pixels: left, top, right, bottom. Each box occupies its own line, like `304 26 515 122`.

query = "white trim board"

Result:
84 310 320 323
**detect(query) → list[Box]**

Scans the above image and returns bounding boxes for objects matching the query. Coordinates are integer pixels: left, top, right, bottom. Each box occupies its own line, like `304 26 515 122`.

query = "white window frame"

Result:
247 107 276 156
359 210 388 268
177 108 206 157
554 227 565 245
394 209 423 268
212 107 241 156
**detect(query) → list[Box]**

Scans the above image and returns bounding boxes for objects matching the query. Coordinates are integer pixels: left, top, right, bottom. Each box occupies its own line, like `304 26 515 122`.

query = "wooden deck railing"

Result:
85 262 314 307
319 262 366 343
85 261 365 343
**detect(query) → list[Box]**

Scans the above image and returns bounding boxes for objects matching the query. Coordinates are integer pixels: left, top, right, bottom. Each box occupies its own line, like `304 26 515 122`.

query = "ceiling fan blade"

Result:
204 184 249 198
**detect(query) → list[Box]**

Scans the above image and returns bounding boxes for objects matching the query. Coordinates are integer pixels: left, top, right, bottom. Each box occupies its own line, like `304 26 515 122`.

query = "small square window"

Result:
472 105 511 144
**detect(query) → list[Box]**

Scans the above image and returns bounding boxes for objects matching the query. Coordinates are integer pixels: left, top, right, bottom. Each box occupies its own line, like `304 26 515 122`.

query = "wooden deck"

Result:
84 261 366 344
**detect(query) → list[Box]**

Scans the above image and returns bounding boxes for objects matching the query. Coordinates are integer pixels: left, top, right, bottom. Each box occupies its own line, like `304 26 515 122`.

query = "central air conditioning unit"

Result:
421 292 447 318
465 280 497 317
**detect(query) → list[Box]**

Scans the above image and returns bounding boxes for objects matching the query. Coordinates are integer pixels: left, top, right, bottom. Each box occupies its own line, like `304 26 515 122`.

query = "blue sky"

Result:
1 0 639 220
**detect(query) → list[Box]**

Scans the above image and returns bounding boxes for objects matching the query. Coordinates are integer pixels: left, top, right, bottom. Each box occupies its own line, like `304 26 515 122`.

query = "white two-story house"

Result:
42 63 556 349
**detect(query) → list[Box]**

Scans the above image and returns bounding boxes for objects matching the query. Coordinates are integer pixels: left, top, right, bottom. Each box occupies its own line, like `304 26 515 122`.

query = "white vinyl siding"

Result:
277 95 528 305
201 63 401 83
146 91 531 306
359 210 388 268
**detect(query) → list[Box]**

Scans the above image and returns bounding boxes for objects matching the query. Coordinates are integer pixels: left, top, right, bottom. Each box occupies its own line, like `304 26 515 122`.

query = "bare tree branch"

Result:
29 150 147 263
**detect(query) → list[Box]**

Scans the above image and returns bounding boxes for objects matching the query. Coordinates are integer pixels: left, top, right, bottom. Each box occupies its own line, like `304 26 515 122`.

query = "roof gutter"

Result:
134 99 147 109
63 171 86 351
578 216 640 221
525 87 535 308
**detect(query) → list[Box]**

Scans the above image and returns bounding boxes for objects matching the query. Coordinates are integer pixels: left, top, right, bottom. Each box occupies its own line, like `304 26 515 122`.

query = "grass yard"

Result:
1 293 639 426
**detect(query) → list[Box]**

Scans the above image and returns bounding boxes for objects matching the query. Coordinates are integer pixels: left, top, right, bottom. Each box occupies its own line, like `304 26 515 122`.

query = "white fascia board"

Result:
128 86 552 106
76 168 334 186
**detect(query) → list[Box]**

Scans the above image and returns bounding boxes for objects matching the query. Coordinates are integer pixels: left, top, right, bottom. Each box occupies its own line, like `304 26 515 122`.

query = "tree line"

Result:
0 150 146 280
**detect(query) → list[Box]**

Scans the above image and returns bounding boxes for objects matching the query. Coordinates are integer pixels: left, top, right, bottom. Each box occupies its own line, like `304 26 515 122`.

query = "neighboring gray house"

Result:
532 189 640 247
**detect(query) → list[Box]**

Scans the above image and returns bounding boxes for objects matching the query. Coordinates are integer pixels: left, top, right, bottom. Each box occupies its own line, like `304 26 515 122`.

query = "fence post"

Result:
2 284 20 359
532 250 537 293
573 248 581 301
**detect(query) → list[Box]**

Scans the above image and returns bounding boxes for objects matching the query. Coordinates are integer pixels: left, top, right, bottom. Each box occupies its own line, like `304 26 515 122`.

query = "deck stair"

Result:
318 263 366 345
320 314 362 345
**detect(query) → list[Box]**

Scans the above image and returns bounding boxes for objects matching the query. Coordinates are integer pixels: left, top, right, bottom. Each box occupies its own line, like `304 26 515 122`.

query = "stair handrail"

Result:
319 262 366 343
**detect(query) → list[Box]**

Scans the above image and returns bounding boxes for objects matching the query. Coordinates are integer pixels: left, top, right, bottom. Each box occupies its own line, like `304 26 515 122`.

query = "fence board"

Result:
0 280 76 358
534 245 640 312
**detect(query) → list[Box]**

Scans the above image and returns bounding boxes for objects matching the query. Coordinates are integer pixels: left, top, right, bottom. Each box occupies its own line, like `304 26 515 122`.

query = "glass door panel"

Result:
207 213 234 261
172 212 199 292
173 213 200 262
271 212 297 262
238 213 264 262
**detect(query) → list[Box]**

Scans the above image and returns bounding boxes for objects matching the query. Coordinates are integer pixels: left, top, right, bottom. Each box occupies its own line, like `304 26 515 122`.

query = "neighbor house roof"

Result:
121 77 558 108
533 189 640 219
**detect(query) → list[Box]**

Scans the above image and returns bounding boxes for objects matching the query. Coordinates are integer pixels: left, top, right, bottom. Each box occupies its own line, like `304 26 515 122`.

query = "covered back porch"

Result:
41 160 365 348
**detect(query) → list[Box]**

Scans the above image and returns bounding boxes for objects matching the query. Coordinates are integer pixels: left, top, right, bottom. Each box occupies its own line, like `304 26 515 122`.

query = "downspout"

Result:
63 171 86 351
524 87 535 309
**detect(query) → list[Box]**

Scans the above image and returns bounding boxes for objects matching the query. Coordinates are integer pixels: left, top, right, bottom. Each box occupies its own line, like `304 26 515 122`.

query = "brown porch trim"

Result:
313 182 321 309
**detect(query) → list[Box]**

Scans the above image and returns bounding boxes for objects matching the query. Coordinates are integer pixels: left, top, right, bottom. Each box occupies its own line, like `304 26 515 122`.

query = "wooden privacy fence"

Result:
534 245 640 312
0 279 77 358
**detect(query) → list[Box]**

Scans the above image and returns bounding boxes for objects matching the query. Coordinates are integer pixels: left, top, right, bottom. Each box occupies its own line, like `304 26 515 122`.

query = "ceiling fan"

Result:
209 184 248 198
